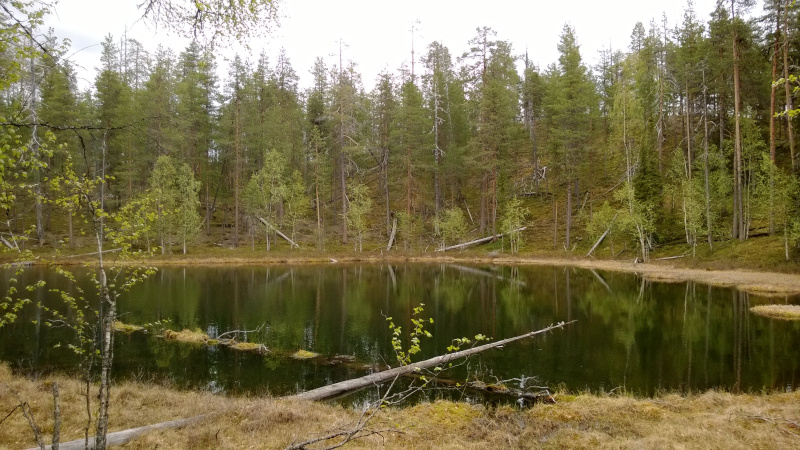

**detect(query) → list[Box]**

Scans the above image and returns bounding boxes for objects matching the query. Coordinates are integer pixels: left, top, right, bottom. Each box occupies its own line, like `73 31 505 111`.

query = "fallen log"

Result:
436 227 527 252
0 234 16 250
258 217 299 248
290 321 575 402
60 248 122 259
586 214 617 257
386 214 398 251
652 254 687 261
36 415 207 450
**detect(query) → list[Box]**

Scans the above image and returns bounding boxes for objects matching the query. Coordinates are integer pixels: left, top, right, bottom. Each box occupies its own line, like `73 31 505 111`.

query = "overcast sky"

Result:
44 0 728 92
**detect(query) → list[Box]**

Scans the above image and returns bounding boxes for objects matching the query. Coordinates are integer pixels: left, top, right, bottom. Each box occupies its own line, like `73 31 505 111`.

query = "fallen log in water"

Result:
289 321 575 402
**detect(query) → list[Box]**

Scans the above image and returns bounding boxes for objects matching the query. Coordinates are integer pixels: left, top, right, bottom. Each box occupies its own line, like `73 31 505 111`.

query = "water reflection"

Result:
1 264 799 400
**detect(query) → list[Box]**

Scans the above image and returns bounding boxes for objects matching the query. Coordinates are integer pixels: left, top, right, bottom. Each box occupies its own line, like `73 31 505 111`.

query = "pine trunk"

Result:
732 2 745 240
784 0 796 170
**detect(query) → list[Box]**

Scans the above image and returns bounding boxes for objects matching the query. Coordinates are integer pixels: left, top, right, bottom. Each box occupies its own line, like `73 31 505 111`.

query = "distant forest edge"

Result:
4 1 800 262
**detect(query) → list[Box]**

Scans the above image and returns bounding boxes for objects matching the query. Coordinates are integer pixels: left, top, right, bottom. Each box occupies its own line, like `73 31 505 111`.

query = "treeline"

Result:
3 0 800 260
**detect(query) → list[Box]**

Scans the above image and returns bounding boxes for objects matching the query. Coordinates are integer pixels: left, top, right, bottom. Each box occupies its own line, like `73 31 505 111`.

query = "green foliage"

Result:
385 303 433 366
345 181 372 252
284 169 309 242
434 207 468 250
150 155 202 253
585 202 617 243
139 0 281 44
500 197 529 253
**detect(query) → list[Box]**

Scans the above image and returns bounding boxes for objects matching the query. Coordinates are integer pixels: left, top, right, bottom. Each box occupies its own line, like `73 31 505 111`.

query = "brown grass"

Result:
163 329 211 345
750 305 800 320
113 321 144 333
229 342 269 354
2 364 799 449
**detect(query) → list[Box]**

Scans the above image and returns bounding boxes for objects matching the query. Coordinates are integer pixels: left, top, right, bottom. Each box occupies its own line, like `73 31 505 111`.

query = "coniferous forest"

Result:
4 0 800 262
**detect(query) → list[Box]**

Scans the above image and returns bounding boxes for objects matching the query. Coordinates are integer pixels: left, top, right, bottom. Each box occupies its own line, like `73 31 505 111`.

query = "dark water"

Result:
2 264 799 401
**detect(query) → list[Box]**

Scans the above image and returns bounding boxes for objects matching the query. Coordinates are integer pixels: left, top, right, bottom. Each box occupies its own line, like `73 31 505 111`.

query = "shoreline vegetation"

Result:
2 251 800 447
1 363 799 449
8 245 800 296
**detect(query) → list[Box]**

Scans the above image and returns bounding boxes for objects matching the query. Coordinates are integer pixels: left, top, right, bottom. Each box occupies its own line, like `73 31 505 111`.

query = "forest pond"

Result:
2 264 800 403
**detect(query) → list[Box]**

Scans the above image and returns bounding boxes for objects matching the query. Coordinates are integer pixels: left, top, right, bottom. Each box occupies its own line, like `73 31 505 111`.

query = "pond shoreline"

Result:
36 252 800 296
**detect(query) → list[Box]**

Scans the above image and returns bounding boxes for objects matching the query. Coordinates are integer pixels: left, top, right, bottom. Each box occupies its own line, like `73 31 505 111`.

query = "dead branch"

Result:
286 376 406 450
216 323 265 342
289 321 575 402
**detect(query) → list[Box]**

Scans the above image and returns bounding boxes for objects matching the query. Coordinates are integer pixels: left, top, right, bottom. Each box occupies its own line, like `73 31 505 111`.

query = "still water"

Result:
2 264 799 399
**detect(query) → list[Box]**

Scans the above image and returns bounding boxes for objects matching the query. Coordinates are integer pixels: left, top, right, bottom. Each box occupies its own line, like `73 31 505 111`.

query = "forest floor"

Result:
1 363 799 449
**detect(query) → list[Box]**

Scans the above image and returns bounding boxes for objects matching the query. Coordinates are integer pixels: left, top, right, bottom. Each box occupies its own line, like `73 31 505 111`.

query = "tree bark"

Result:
566 183 572 249
770 7 780 163
784 0 796 170
290 321 575 402
386 214 397 251
732 1 745 240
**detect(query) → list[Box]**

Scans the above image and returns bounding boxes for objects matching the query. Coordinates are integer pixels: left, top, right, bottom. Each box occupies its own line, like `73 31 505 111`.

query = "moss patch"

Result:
750 304 800 320
113 321 144 333
292 349 320 359
230 342 268 354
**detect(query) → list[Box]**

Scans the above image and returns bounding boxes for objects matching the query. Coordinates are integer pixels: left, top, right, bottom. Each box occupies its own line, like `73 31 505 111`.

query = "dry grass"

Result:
229 342 269 354
750 305 800 320
113 321 144 333
2 363 799 449
292 349 320 359
163 329 211 345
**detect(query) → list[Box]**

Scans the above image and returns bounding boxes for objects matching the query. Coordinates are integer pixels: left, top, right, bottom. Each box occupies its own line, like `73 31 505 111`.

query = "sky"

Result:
43 0 729 92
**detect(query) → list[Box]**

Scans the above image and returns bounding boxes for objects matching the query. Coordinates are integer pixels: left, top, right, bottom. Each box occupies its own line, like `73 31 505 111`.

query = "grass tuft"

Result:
749 304 800 320
113 321 144 333
292 349 320 359
163 329 211 344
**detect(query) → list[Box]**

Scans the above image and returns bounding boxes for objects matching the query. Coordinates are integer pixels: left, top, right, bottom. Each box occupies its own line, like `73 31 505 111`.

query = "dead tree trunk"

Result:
258 217 299 248
435 227 526 252
290 321 574 402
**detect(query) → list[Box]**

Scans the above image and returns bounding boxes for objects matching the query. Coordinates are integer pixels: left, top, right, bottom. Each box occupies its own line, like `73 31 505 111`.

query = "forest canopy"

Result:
2 0 800 262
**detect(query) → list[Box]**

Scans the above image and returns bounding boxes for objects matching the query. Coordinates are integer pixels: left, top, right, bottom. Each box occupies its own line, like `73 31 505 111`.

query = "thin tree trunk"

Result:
770 8 780 163
315 142 323 250
784 0 796 170
52 382 60 450
553 198 558 249
234 95 241 247
68 211 74 251
703 73 713 249
732 1 745 240
566 183 572 249
94 271 114 449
